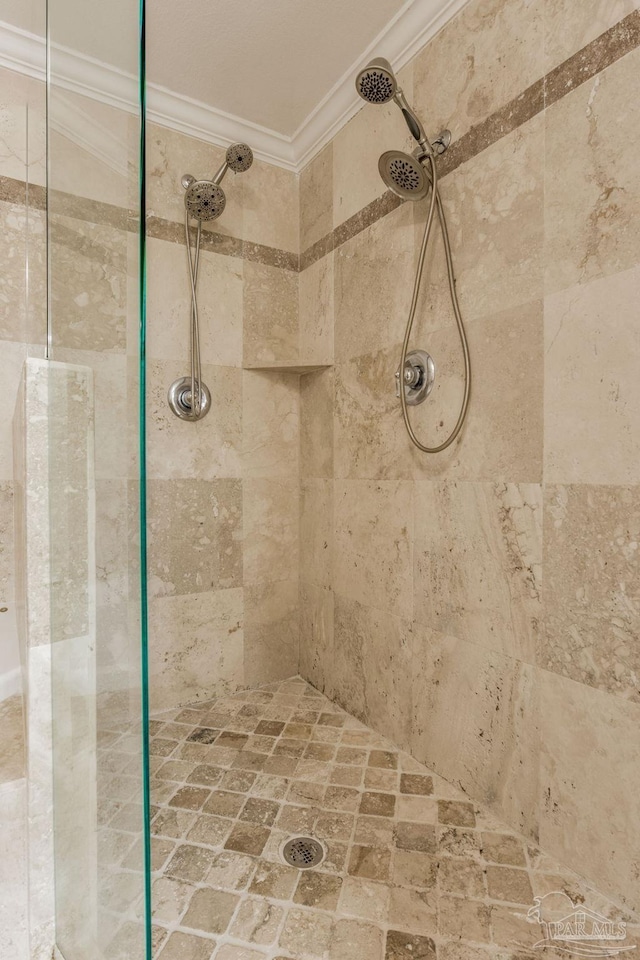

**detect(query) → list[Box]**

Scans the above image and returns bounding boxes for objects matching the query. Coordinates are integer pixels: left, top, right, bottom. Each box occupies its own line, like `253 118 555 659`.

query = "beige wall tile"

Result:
243 159 299 254
538 668 640 913
333 63 415 228
544 266 640 484
544 0 638 72
148 588 244 711
146 237 243 367
334 343 412 481
54 348 130 481
541 484 640 703
243 479 299 584
416 115 544 329
334 202 415 362
544 47 640 295
413 0 543 145
333 480 413 618
299 581 334 694
242 371 299 479
300 143 333 252
331 594 413 752
244 579 298 626
299 253 334 366
244 618 299 687
147 360 242 480
300 479 333 589
147 478 242 597
300 369 334 479
411 629 540 839
414 481 542 663
243 261 298 366
414 301 542 481
50 216 128 353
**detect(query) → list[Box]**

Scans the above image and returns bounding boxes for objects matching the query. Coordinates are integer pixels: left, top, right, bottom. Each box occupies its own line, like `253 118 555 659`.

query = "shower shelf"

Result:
242 362 332 375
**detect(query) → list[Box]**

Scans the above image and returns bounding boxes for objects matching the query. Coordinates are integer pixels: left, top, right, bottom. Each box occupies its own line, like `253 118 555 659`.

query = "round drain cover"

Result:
282 837 325 869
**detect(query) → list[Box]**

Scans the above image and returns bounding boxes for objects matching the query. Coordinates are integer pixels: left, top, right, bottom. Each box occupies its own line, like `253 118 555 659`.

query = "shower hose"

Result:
399 152 471 453
184 210 204 420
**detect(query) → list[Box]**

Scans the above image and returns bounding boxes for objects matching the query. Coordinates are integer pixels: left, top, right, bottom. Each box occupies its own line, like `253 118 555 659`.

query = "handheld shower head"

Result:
355 56 432 154
355 57 397 104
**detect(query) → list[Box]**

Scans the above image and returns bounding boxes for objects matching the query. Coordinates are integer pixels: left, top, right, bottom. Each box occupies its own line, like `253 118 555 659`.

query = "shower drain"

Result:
282 836 325 869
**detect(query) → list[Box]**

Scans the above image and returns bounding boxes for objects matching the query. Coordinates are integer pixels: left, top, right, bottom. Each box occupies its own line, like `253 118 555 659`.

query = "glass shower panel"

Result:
46 0 149 954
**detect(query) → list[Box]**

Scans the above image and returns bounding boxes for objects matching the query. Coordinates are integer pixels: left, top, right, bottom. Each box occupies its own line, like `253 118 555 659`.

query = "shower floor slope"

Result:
144 678 638 960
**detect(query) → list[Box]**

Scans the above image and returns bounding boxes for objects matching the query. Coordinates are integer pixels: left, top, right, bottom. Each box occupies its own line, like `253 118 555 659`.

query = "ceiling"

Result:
146 0 407 137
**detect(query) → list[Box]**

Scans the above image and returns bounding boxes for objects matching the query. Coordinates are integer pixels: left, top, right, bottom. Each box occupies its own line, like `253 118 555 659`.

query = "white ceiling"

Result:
147 0 407 137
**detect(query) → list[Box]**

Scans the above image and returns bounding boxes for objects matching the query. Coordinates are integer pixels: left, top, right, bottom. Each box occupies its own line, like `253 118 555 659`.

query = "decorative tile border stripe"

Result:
0 178 299 272
300 8 640 271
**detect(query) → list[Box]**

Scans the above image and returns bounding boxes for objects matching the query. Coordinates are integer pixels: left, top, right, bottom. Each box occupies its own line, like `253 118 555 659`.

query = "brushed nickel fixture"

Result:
168 143 253 422
355 58 471 452
281 837 325 869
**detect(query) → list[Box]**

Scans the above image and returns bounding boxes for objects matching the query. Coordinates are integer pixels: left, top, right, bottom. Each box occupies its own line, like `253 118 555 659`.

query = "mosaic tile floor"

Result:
144 677 638 960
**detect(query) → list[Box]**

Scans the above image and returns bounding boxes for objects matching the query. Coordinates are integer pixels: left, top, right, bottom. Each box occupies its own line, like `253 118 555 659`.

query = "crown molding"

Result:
0 0 468 174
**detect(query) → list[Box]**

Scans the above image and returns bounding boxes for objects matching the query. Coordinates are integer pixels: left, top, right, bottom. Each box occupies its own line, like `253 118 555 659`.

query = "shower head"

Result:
184 180 226 221
226 142 253 173
355 57 397 104
378 150 431 201
212 142 254 184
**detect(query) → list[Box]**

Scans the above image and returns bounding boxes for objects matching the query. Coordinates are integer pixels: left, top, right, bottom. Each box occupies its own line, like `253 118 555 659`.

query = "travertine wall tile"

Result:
544 47 640 294
331 594 413 752
415 116 544 328
544 0 639 71
541 484 640 702
147 360 242 481
243 260 298 366
333 480 413 619
299 252 334 365
538 668 640 913
148 588 244 710
300 369 334 480
147 237 243 367
300 479 333 589
242 371 299 479
334 203 414 362
243 479 299 585
414 481 542 663
299 581 334 694
411 628 540 839
243 159 299 255
413 0 544 146
147 479 243 597
544 266 640 484
300 143 333 252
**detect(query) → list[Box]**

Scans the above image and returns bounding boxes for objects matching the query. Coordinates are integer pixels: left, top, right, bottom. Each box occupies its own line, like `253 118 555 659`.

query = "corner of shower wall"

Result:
12 356 96 959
